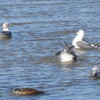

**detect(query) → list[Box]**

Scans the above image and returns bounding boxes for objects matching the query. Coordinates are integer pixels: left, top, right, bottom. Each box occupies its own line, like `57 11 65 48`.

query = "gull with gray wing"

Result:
72 30 100 49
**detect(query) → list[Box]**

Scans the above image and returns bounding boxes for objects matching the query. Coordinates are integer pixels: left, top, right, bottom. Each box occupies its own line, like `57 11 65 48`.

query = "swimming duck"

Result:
90 66 100 79
0 23 12 39
72 30 100 49
12 88 44 95
55 42 77 62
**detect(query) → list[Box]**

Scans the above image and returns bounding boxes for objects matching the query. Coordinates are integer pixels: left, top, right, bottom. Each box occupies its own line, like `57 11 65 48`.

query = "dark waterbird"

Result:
12 88 44 95
55 41 77 62
0 23 12 40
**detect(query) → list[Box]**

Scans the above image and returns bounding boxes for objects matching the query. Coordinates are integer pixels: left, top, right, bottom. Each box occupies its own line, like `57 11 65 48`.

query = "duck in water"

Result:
89 66 100 79
55 41 77 63
0 23 12 40
12 88 44 95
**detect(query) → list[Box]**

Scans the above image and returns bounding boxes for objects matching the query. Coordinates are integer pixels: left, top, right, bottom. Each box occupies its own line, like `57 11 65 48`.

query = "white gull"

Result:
72 30 100 49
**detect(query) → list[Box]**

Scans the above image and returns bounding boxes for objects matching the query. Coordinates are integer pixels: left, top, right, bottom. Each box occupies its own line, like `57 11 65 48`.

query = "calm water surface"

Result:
0 0 100 100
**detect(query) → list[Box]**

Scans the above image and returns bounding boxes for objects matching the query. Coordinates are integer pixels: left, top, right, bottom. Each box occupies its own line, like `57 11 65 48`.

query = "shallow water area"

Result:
0 0 100 100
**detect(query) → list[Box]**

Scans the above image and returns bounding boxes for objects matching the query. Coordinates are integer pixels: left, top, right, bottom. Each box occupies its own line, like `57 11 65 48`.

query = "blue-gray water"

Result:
0 0 100 100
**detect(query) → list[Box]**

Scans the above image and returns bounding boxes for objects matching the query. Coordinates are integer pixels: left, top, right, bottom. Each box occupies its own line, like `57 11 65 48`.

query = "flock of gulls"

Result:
0 23 100 95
